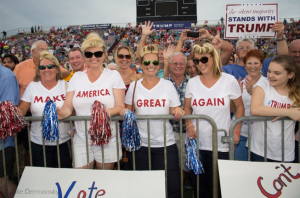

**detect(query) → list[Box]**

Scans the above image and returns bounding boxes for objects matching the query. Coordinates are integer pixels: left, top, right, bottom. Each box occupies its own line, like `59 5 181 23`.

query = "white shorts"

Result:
73 134 122 168
174 132 187 168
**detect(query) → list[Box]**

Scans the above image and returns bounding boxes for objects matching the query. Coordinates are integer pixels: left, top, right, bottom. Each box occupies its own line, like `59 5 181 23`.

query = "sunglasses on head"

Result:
39 64 56 70
117 54 131 59
193 56 211 65
143 60 159 66
84 51 103 58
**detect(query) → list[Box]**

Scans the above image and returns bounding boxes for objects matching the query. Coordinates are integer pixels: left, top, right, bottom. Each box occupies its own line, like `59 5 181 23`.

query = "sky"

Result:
1 0 299 33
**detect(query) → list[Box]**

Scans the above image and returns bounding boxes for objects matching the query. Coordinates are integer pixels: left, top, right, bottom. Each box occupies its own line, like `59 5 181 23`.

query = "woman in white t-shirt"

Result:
125 44 185 198
250 55 300 162
235 49 266 161
184 43 244 198
18 51 72 168
57 33 126 170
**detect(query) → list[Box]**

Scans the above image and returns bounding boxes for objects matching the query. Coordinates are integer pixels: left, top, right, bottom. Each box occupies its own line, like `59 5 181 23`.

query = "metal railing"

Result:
1 115 299 198
225 116 300 162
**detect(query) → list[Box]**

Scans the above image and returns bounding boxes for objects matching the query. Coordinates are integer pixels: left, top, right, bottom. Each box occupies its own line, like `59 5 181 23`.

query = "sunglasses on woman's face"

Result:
193 56 211 65
84 51 103 58
117 54 131 59
39 64 56 70
143 60 160 66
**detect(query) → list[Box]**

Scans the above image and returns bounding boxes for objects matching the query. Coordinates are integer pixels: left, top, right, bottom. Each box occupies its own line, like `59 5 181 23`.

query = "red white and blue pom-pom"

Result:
41 100 59 142
89 100 111 146
0 101 28 139
185 138 205 175
122 109 141 152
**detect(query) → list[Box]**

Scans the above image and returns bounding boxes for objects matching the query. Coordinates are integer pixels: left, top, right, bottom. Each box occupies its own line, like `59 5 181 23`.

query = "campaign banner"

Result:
218 160 300 198
82 23 112 30
15 167 165 198
225 3 278 39
152 22 191 29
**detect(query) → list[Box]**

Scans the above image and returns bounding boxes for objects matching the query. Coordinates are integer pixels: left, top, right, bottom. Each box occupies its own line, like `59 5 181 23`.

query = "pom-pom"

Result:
0 101 28 139
89 100 111 146
185 138 205 175
41 100 59 142
122 109 141 151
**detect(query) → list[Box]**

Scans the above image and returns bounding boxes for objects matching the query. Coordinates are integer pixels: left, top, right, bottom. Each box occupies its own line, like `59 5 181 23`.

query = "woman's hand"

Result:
198 28 212 40
289 107 300 121
233 130 240 145
179 29 190 41
211 30 222 51
244 75 254 95
172 107 185 119
141 21 155 36
57 106 68 120
120 108 128 117
186 123 197 139
163 44 176 60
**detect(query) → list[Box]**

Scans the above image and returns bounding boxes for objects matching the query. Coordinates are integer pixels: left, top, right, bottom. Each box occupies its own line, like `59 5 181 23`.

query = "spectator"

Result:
0 64 19 198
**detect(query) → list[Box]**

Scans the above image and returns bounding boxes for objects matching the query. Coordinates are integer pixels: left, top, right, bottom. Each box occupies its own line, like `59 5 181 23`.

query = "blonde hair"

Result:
140 44 159 62
191 43 222 76
114 45 135 65
33 51 62 82
81 32 107 57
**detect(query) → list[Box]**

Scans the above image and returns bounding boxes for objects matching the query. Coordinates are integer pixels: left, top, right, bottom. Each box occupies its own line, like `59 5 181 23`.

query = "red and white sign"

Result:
219 160 300 198
15 167 165 198
225 3 278 39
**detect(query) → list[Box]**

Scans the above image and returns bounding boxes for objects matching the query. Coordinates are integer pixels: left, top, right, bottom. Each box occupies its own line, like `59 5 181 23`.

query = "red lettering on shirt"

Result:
34 96 43 103
75 89 111 98
33 95 65 103
53 95 60 102
150 99 154 107
207 98 213 106
136 99 166 107
144 100 149 107
137 99 142 107
269 100 291 109
155 99 161 107
192 98 225 107
45 96 51 102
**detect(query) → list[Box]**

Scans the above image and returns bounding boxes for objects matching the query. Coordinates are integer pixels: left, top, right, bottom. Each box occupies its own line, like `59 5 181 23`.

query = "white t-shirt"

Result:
125 79 181 147
240 76 265 137
185 73 241 152
68 68 125 141
250 77 295 161
21 80 70 145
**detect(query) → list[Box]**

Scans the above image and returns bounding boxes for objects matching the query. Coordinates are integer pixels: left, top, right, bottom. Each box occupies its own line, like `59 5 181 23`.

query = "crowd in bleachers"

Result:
2 19 300 70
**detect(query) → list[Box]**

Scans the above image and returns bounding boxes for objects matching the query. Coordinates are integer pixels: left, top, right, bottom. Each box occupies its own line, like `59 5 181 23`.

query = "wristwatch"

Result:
276 35 286 42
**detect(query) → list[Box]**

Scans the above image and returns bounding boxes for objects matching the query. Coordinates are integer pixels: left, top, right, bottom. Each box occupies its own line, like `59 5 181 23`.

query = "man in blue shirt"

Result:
0 65 19 197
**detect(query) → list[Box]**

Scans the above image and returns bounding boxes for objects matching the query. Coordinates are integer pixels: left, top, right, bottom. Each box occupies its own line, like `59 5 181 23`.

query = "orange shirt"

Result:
14 59 36 100
14 59 68 100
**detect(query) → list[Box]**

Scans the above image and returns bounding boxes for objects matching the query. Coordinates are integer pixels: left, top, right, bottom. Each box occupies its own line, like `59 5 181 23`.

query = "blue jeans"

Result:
234 135 248 161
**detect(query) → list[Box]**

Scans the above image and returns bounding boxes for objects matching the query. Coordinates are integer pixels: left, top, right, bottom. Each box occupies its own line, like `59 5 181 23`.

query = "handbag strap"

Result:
131 80 138 112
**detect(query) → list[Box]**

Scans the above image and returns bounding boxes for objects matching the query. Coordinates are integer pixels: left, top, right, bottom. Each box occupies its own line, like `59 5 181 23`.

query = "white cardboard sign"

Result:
15 167 165 198
218 160 300 198
225 3 278 39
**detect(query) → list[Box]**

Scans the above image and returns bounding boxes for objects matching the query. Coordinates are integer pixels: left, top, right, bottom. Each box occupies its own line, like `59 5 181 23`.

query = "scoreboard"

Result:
137 0 197 23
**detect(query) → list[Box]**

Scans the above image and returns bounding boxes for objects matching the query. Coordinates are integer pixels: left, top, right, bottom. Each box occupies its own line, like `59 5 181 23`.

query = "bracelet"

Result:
234 130 241 136
186 124 194 129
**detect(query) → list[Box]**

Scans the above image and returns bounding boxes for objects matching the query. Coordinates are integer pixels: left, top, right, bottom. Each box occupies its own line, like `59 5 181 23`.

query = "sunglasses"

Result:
39 64 56 70
117 54 131 59
193 56 211 65
143 60 159 66
84 51 103 58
